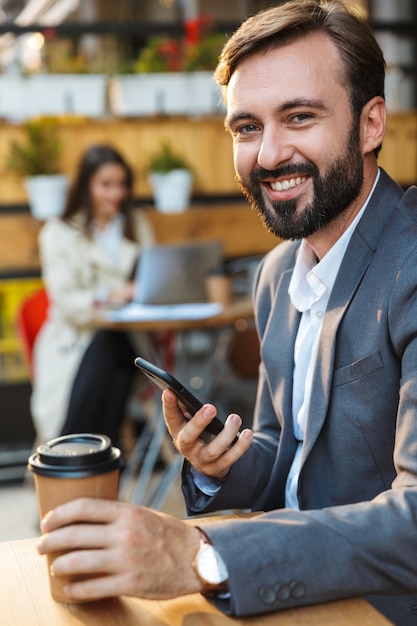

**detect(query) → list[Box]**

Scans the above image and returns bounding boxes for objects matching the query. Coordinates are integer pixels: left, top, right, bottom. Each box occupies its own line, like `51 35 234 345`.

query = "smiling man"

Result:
226 31 372 248
38 2 417 624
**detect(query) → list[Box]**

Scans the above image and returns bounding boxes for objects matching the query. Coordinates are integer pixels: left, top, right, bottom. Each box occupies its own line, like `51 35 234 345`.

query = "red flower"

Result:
184 15 215 45
42 28 56 41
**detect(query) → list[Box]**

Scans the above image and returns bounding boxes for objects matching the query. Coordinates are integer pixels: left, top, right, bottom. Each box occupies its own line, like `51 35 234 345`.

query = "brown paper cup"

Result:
28 433 123 603
205 274 232 306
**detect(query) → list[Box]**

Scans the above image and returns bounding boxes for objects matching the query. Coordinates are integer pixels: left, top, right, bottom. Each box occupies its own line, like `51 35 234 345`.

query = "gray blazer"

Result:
182 170 417 625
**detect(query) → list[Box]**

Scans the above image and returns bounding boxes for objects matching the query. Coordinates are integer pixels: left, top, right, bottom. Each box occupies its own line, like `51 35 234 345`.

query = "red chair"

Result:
15 288 49 381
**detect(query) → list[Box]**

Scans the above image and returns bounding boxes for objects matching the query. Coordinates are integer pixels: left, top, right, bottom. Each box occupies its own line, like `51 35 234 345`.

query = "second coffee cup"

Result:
28 433 123 603
205 270 232 307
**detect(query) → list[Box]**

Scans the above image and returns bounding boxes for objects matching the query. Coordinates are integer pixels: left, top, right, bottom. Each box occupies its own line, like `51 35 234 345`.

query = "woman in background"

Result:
31 144 153 445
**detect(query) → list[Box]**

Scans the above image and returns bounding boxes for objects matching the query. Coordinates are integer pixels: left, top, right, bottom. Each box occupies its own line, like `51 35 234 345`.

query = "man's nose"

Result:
257 129 294 171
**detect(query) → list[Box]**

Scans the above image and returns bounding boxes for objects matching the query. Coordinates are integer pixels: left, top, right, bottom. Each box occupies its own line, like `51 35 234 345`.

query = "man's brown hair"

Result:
215 0 385 127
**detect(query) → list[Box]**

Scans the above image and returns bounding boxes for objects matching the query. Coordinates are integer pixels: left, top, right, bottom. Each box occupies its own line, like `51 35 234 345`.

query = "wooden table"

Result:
0 537 392 625
92 295 255 333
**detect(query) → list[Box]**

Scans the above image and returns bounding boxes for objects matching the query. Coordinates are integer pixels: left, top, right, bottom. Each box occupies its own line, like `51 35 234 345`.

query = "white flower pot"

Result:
149 169 193 213
186 71 225 115
25 175 69 220
109 73 188 116
108 72 225 117
0 74 107 120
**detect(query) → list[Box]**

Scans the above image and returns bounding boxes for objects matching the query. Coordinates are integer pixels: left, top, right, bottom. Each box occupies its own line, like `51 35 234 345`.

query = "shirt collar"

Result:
289 169 380 312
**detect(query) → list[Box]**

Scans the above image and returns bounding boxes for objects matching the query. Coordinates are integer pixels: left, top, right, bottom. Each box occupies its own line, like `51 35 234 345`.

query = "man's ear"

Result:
361 96 386 156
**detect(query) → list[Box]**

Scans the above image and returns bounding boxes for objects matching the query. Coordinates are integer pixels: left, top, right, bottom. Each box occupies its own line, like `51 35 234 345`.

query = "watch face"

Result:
196 543 228 585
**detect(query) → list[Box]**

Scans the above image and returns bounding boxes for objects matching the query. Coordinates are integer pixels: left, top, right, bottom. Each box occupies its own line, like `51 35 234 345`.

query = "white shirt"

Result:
192 170 380 503
285 170 380 508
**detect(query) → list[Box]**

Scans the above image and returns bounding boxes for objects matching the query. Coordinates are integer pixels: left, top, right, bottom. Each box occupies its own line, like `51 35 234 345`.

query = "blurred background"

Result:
0 0 416 541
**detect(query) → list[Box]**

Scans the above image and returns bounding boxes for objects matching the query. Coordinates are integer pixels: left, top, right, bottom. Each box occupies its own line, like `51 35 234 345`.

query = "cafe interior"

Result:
0 0 416 622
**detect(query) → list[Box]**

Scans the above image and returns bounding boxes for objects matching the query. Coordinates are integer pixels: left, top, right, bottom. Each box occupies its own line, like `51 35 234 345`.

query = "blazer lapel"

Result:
273 269 300 416
259 237 301 421
262 265 300 503
301 232 373 461
301 170 404 462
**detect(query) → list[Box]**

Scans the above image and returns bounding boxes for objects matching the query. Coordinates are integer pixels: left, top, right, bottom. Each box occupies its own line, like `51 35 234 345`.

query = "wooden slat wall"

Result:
0 112 415 274
0 213 41 273
0 112 416 206
379 113 417 183
0 204 279 274
143 203 278 259
0 117 240 204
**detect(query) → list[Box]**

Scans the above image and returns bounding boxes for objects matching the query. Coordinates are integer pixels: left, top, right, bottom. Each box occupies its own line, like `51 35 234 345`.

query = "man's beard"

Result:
237 122 364 240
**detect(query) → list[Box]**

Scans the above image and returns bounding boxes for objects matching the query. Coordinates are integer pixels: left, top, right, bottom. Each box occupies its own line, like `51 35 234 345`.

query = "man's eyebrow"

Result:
224 112 253 131
225 98 327 130
279 98 327 112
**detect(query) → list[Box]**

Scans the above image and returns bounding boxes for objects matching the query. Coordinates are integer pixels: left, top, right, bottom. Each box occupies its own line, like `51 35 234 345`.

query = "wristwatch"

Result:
193 527 229 597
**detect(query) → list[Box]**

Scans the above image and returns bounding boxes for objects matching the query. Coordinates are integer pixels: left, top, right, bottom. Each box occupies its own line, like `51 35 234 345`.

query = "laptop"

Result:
133 241 223 305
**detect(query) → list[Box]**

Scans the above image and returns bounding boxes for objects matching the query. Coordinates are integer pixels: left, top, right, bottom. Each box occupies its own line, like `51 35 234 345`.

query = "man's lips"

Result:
261 175 310 201
270 175 308 191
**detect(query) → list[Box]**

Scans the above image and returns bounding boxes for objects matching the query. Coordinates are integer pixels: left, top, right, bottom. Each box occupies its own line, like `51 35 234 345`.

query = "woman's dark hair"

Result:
214 0 385 157
61 144 136 240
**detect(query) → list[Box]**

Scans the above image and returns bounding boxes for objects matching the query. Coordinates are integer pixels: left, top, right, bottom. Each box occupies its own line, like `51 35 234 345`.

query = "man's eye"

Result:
291 113 312 123
237 123 258 134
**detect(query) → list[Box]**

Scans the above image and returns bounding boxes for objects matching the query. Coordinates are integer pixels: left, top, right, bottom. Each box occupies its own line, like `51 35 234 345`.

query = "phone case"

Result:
134 356 225 438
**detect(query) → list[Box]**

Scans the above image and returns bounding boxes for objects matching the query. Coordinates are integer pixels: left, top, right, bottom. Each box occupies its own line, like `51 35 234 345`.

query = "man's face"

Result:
225 33 365 240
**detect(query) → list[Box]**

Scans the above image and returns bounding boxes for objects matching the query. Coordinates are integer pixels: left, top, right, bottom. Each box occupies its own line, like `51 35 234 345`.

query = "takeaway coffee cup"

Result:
28 433 123 603
205 270 232 307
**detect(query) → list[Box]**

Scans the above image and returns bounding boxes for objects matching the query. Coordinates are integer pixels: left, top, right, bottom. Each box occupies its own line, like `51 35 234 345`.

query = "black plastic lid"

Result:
27 433 123 478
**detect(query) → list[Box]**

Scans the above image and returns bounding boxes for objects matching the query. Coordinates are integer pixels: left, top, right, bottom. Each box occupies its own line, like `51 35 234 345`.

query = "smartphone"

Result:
134 356 238 443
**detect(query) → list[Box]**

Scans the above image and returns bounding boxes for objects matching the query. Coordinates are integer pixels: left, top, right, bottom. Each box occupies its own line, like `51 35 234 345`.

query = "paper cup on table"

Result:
27 433 123 603
205 273 232 307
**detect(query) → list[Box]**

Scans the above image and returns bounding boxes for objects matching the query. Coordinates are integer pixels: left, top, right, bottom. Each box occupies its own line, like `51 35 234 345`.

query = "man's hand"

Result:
37 498 201 602
162 388 253 480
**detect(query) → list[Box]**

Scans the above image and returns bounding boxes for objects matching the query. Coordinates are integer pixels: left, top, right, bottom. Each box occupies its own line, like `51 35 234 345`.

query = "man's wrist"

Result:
192 527 230 597
190 465 222 496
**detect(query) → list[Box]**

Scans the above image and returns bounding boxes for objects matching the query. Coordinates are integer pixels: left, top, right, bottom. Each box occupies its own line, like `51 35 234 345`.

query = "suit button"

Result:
276 583 291 601
259 586 277 604
290 580 305 598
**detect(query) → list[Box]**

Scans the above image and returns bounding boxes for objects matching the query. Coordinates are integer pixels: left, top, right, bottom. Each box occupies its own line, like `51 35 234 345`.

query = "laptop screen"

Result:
133 241 223 305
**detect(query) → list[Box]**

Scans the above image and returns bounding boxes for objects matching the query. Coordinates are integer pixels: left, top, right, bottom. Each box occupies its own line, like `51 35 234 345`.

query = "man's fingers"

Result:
199 426 253 476
162 388 190 438
175 404 220 446
38 522 112 555
62 576 121 602
40 498 126 533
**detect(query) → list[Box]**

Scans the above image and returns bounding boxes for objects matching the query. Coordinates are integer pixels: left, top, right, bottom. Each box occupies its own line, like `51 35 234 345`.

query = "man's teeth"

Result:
270 176 306 191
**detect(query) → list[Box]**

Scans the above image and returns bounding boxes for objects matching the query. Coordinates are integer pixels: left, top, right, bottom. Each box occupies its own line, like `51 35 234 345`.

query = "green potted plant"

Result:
6 118 69 220
147 142 193 213
108 17 226 117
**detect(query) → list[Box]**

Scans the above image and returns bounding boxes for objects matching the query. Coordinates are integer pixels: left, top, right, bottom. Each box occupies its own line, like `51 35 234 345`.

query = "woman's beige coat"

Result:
31 212 153 441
